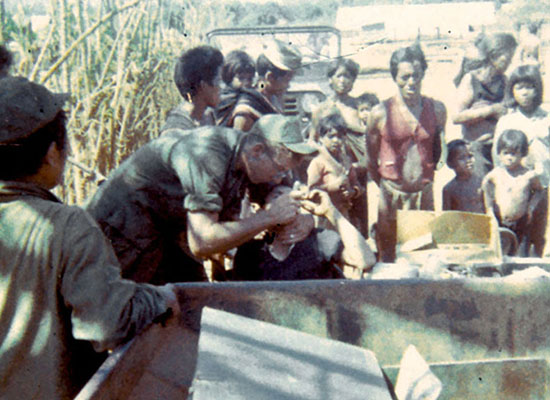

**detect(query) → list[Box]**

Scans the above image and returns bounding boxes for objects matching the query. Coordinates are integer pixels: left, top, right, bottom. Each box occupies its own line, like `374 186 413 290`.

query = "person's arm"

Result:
481 173 497 217
452 73 507 125
528 172 545 222
366 103 385 185
186 192 300 258
492 119 505 167
335 101 365 133
347 165 362 198
433 100 448 167
61 209 177 352
300 190 376 271
306 157 326 190
232 114 255 131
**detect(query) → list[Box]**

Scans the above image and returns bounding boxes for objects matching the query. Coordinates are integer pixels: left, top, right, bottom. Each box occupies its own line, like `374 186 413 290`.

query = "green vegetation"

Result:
1 1 219 203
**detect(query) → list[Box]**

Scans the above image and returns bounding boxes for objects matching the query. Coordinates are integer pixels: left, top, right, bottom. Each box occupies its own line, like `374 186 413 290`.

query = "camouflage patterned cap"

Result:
0 76 69 144
262 39 302 71
251 114 317 155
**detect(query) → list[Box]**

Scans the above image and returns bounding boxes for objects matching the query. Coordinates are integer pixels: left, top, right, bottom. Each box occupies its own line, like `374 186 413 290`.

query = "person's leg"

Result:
419 182 434 211
377 180 397 262
530 189 547 257
514 216 531 257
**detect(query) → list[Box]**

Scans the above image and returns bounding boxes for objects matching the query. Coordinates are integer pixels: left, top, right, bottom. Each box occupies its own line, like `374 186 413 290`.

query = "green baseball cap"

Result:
262 39 302 72
251 114 317 155
0 76 69 144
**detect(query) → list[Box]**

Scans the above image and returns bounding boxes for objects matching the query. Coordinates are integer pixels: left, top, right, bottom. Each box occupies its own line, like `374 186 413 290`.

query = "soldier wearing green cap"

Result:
0 77 179 399
85 114 317 284
224 39 302 132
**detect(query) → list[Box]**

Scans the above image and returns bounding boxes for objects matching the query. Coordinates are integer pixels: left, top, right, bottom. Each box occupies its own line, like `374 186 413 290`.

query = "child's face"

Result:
231 71 254 89
452 146 474 177
320 128 343 155
357 103 372 123
513 81 537 111
330 66 355 96
499 148 523 170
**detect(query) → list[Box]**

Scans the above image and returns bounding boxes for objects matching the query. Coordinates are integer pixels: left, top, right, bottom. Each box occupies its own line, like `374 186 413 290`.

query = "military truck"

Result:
206 25 342 133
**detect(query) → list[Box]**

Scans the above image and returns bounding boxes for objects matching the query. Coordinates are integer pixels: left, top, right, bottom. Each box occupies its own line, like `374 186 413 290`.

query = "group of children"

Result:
444 64 548 257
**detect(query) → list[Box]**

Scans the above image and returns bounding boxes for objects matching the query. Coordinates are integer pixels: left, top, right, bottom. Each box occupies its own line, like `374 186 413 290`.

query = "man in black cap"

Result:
0 77 179 400
85 114 317 284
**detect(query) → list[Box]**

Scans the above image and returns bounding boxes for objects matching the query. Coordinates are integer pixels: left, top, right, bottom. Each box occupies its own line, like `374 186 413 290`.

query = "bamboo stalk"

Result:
28 21 55 82
39 0 141 85
58 0 70 92
96 9 135 89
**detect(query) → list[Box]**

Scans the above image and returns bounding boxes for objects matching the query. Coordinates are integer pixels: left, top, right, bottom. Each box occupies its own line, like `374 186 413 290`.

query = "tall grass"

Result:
4 0 224 204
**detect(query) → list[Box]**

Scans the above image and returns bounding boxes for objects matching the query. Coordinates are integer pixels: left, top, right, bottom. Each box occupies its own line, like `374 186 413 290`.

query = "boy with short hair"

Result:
442 139 484 213
482 129 544 256
356 92 380 129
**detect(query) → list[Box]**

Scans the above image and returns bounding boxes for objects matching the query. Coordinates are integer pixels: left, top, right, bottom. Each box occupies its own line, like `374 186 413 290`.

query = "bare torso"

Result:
485 166 537 221
442 175 484 213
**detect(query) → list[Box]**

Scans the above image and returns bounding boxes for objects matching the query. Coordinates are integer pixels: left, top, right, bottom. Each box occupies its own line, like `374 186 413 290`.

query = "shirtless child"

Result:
307 113 361 228
482 129 544 256
442 140 484 213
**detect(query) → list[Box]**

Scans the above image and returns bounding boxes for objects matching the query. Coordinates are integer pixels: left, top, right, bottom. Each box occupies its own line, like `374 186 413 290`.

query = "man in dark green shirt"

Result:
86 114 317 283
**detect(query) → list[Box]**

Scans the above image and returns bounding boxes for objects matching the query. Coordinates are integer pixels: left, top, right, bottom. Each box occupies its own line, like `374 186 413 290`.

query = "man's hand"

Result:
156 283 181 321
278 213 315 245
299 189 334 217
264 192 300 226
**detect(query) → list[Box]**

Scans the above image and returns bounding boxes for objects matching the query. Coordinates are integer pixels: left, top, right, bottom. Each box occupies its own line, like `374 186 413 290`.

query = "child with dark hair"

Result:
162 45 224 132
442 140 484 213
494 65 548 183
215 50 256 126
482 129 544 256
356 92 380 129
310 58 369 235
221 50 256 89
226 40 302 132
310 58 363 142
493 65 549 255
307 113 361 228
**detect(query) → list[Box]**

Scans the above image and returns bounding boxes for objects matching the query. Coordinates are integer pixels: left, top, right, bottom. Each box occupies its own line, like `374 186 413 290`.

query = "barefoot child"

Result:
307 113 361 227
482 129 544 256
443 140 484 213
